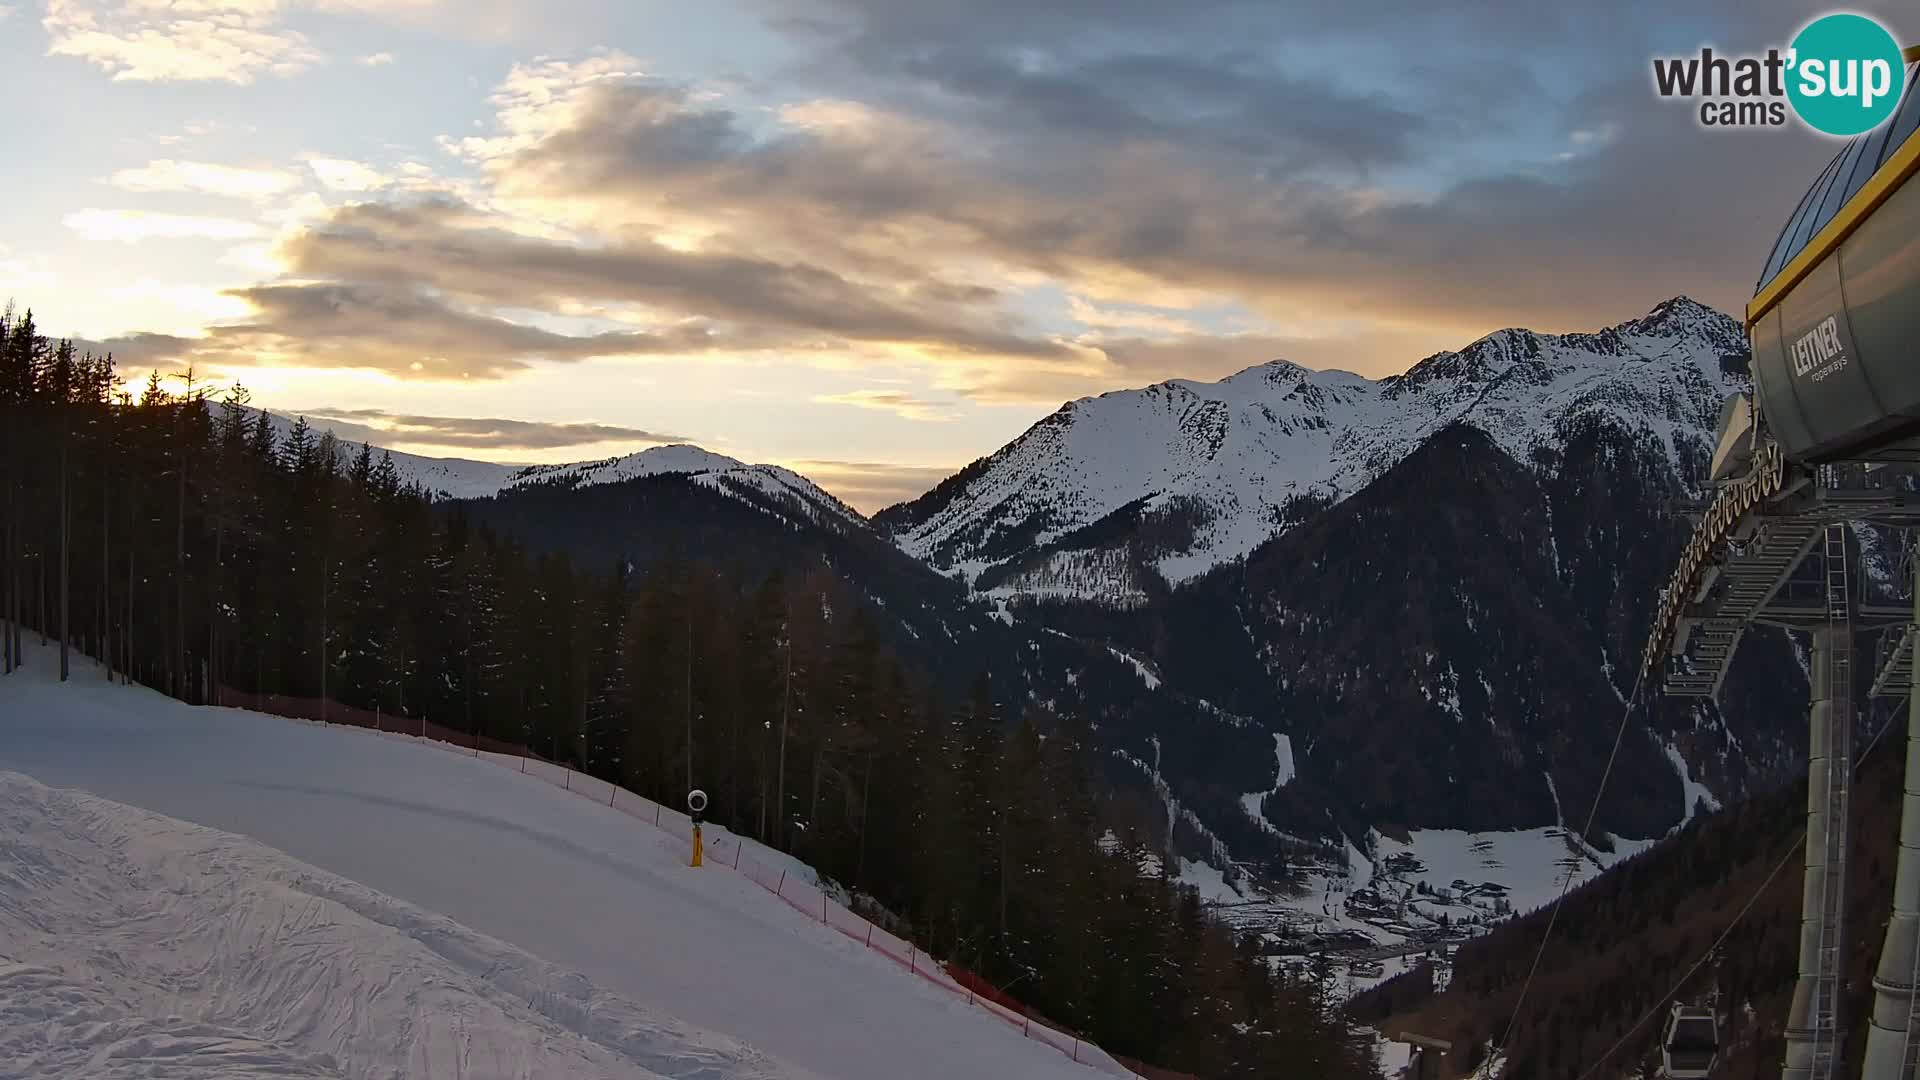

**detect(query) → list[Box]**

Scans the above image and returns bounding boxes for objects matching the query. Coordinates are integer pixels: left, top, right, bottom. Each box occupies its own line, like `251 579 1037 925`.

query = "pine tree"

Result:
284 416 314 474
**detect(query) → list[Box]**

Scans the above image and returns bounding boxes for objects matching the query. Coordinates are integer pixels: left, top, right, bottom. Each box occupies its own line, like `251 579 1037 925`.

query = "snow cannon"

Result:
1744 55 1920 467
687 789 707 867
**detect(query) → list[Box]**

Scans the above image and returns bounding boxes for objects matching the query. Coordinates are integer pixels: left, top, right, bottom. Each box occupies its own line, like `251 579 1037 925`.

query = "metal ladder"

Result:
1813 521 1853 1080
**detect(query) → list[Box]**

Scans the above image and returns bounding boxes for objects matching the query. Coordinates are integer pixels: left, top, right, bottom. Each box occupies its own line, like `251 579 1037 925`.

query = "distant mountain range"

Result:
263 412 860 531
269 296 1831 902
877 296 1748 604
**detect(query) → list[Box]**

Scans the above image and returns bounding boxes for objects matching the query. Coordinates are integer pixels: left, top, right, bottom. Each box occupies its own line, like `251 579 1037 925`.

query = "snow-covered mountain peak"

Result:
878 298 1748 600
248 411 865 530
506 443 752 487
1626 294 1741 341
501 444 864 529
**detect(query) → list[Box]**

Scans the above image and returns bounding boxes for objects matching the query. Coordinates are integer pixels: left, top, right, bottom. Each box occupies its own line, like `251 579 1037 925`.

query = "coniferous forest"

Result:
0 306 1381 1080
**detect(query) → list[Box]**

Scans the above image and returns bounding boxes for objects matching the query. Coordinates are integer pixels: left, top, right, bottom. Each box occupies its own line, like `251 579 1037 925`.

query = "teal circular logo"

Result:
1787 14 1906 136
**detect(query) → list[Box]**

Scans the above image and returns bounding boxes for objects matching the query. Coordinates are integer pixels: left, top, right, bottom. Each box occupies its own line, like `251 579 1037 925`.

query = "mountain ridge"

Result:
876 295 1747 605
252 409 863 533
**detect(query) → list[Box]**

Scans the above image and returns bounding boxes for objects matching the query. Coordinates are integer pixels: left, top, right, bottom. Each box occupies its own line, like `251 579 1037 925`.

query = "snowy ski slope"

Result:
0 771 820 1080
0 640 1106 1080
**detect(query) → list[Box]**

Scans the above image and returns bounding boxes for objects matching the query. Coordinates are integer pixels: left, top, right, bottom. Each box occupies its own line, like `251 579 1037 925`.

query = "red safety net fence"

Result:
213 686 558 761
1111 1056 1202 1080
209 686 1149 1077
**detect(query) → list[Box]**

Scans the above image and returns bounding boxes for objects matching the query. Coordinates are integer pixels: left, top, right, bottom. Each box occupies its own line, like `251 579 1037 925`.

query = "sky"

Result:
0 0 1907 511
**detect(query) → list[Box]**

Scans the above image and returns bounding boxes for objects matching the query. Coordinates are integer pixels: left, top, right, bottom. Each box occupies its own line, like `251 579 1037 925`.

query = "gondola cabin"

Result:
1660 1003 1718 1079
1747 59 1920 466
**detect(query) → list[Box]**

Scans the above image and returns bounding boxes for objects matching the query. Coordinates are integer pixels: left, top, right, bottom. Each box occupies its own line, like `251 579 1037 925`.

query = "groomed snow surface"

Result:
0 772 817 1080
0 640 1109 1080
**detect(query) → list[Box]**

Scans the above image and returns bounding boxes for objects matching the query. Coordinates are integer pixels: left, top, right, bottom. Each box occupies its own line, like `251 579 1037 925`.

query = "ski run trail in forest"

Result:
0 637 1103 1080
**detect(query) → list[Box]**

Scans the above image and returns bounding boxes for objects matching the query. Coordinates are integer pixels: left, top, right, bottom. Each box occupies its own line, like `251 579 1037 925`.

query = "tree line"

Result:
0 306 1380 1080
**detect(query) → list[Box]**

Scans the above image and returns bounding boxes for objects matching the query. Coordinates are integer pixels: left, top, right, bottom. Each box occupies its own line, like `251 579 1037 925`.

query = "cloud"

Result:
888 48 1425 178
1064 296 1202 337
66 0 1920 419
358 51 394 66
306 157 392 191
110 159 301 200
784 459 955 513
445 63 1515 372
276 198 1074 366
209 50 1771 398
104 280 256 334
70 331 200 372
0 244 58 298
812 389 950 421
64 208 266 243
492 55 1830 350
44 0 322 83
290 407 689 451
203 281 732 377
76 283 737 380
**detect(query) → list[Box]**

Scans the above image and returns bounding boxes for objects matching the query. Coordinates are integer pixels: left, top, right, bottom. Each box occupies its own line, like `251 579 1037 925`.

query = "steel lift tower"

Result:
1641 49 1920 1080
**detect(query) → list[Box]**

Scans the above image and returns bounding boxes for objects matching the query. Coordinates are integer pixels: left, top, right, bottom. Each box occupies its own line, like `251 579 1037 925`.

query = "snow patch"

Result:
1107 647 1162 690
1370 826 1649 918
1664 742 1722 825
1238 734 1296 835
1175 857 1247 904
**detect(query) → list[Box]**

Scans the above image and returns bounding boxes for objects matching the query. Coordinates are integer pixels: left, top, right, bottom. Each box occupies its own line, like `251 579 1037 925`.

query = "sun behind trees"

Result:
0 304 1378 1079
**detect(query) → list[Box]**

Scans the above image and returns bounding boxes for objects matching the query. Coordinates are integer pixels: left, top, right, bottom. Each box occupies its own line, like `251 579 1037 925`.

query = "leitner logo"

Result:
1792 316 1848 381
1652 13 1906 136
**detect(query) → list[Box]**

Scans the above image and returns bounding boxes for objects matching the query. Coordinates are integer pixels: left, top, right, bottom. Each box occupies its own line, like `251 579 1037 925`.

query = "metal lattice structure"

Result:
1812 523 1854 1080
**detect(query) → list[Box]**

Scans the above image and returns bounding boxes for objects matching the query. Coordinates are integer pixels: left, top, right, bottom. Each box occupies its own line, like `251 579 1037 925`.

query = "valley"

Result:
260 296 1824 960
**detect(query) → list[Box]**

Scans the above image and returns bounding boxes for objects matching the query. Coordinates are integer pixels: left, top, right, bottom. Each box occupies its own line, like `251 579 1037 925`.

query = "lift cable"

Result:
1490 663 1648 1068
1568 697 1903 1080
